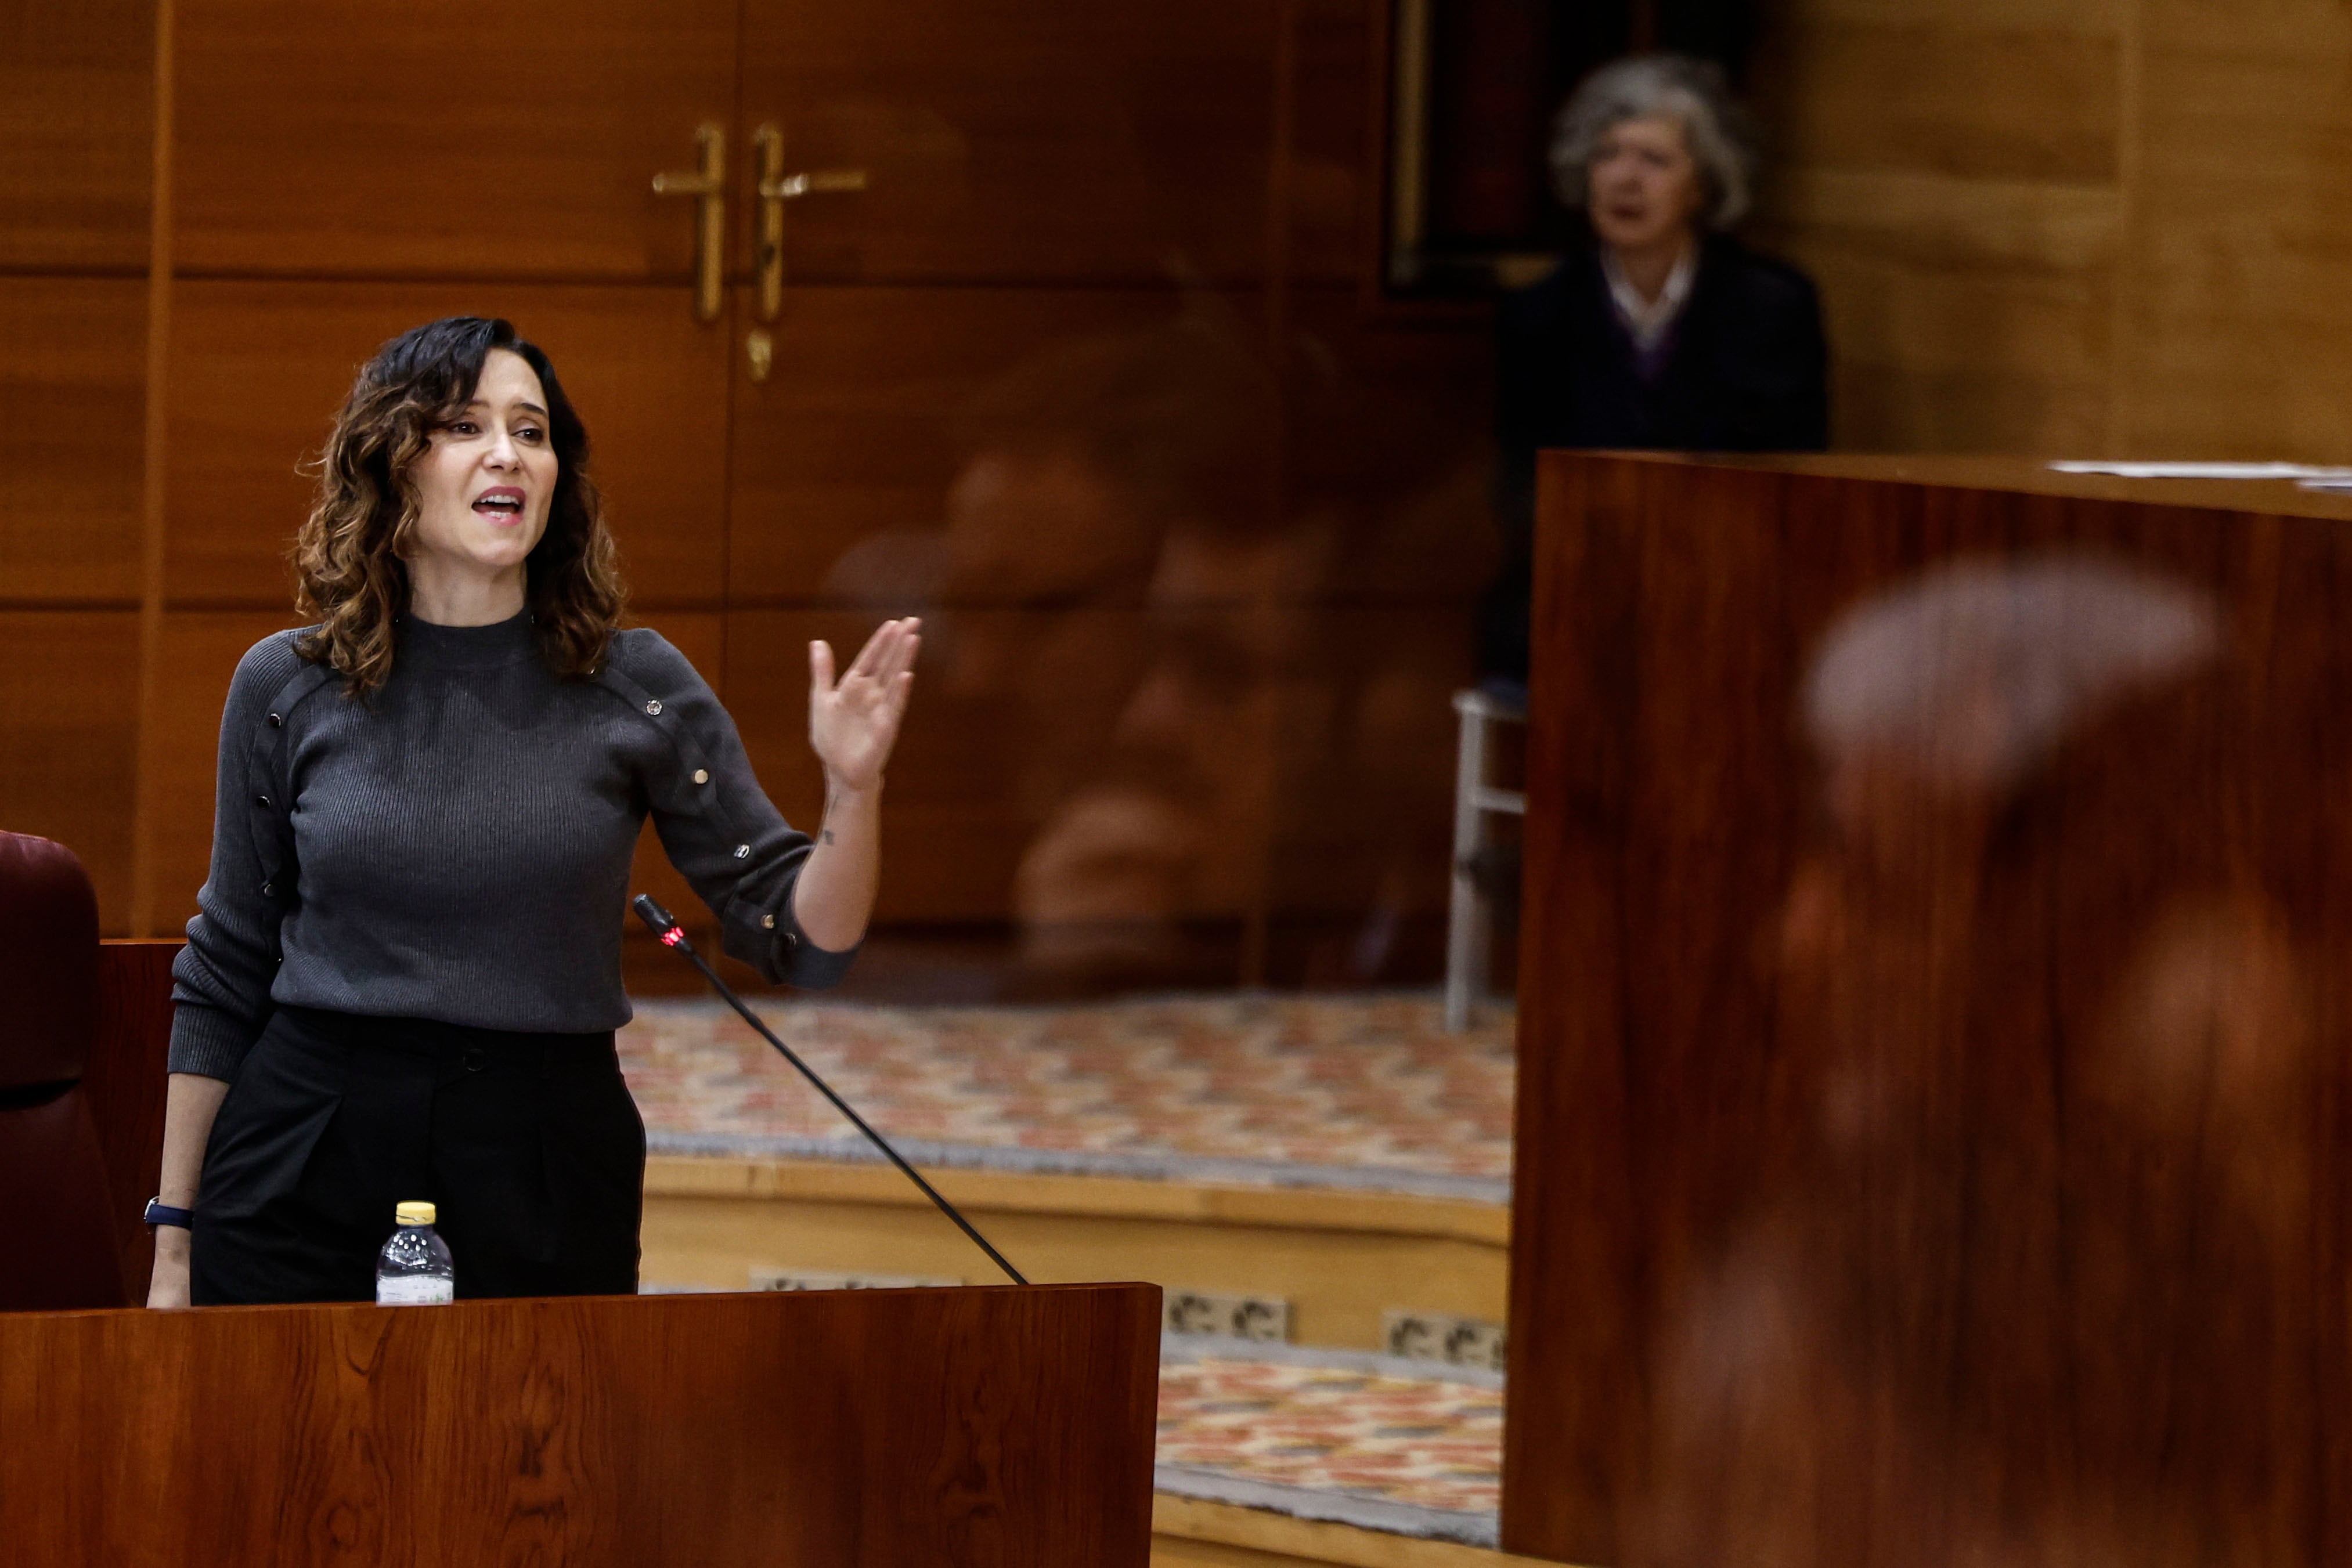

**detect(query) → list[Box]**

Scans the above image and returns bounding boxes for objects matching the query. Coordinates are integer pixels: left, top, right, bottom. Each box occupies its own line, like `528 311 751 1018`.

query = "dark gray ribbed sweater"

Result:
168 612 854 1081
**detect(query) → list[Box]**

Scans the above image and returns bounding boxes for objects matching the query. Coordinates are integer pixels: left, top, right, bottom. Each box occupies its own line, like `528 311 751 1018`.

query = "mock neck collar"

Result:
397 608 540 671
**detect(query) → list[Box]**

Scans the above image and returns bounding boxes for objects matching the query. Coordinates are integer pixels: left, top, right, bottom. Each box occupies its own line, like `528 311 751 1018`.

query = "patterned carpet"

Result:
625 991 1514 1542
1156 1338 1503 1546
617 992 1515 1203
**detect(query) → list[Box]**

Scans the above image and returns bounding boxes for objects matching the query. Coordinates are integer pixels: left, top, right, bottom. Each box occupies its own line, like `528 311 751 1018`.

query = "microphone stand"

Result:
631 895 1027 1286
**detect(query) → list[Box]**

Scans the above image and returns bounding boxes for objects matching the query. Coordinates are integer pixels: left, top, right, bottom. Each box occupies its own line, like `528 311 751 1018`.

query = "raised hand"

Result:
808 617 921 794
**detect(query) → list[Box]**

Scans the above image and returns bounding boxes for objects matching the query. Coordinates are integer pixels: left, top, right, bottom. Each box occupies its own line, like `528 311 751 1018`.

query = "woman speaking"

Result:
146 316 917 1306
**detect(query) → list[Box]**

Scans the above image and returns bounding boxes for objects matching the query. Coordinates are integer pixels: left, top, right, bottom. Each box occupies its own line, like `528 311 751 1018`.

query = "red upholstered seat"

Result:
0 832 129 1310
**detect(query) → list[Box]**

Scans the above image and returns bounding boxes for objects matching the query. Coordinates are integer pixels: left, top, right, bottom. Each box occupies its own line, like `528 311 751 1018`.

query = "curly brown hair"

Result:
293 316 625 693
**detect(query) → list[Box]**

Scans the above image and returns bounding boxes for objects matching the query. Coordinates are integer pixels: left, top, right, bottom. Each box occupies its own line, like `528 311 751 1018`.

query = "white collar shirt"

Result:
1601 245 1700 355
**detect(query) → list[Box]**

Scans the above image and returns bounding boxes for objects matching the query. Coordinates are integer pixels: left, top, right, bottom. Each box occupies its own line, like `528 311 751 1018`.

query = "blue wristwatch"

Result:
143 1198 193 1230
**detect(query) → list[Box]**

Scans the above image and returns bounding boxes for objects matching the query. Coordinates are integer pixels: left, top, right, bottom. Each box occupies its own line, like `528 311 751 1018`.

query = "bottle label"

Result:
376 1276 455 1306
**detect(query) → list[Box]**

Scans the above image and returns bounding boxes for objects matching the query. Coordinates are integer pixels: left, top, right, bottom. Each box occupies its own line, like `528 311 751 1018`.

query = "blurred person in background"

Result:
1484 54 1827 685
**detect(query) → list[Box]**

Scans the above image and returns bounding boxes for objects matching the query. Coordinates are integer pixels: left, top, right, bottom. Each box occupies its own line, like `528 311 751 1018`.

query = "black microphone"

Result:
630 894 1028 1286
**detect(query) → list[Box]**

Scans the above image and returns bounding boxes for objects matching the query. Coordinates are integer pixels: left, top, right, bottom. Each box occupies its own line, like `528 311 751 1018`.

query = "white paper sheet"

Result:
2048 460 2352 481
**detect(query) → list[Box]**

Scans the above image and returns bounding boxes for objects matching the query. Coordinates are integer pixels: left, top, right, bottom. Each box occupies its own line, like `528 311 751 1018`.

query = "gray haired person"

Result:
1481 54 1827 684
1550 55 1761 239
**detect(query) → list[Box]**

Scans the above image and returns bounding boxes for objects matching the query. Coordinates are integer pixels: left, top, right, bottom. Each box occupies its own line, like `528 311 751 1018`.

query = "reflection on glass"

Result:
811 299 1489 1000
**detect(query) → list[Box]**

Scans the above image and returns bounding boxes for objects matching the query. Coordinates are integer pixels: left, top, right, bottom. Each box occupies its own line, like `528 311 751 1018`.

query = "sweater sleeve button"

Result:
761 913 776 930
254 794 271 809
267 712 283 728
693 768 709 785
644 699 663 716
734 843 751 859
260 881 273 897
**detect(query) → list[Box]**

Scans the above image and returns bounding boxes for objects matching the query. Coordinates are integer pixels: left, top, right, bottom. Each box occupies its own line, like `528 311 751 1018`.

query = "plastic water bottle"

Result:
376 1201 456 1304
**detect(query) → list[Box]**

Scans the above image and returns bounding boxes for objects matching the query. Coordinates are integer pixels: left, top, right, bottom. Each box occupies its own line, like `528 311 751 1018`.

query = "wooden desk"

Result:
1503 454 2352 1567
2 1282 1159 1565
84 938 179 1295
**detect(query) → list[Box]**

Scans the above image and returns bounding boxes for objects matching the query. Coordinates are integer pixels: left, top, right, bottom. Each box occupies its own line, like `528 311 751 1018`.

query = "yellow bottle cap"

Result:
395 1201 437 1226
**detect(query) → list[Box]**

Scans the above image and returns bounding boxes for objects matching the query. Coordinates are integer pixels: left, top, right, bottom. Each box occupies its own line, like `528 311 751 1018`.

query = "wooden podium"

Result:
2 1282 1160 1564
6 941 1158 1562
1503 455 2352 1567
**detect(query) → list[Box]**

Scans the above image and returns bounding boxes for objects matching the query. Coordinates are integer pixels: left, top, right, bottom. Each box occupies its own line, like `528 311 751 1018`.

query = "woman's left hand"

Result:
809 617 921 793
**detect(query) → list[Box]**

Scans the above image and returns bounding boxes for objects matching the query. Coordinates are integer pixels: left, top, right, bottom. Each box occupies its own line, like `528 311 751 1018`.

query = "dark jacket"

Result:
1482 236 1828 677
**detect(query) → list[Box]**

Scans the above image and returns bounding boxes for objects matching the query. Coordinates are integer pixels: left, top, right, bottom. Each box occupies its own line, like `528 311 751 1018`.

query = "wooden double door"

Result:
171 0 1286 617
10 0 1493 991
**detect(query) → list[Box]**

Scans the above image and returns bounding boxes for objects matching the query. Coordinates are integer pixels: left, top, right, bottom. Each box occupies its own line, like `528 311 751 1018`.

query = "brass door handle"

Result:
752 123 868 320
653 124 726 322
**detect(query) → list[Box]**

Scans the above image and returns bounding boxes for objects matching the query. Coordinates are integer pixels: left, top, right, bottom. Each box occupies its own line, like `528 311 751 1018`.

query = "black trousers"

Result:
191 1005 645 1305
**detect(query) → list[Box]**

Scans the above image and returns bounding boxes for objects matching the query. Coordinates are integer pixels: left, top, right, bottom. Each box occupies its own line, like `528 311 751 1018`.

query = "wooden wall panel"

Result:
1753 0 2352 463
1262 605 1472 923
0 277 147 604
1285 287 1495 601
1748 0 2125 454
2121 1 2352 458
714 269 1496 976
1763 9 2121 182
1753 171 2120 452
0 0 153 270
1285 0 1380 287
164 282 731 609
738 0 1277 286
728 285 1226 605
174 0 735 281
0 612 141 931
717 280 1496 969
